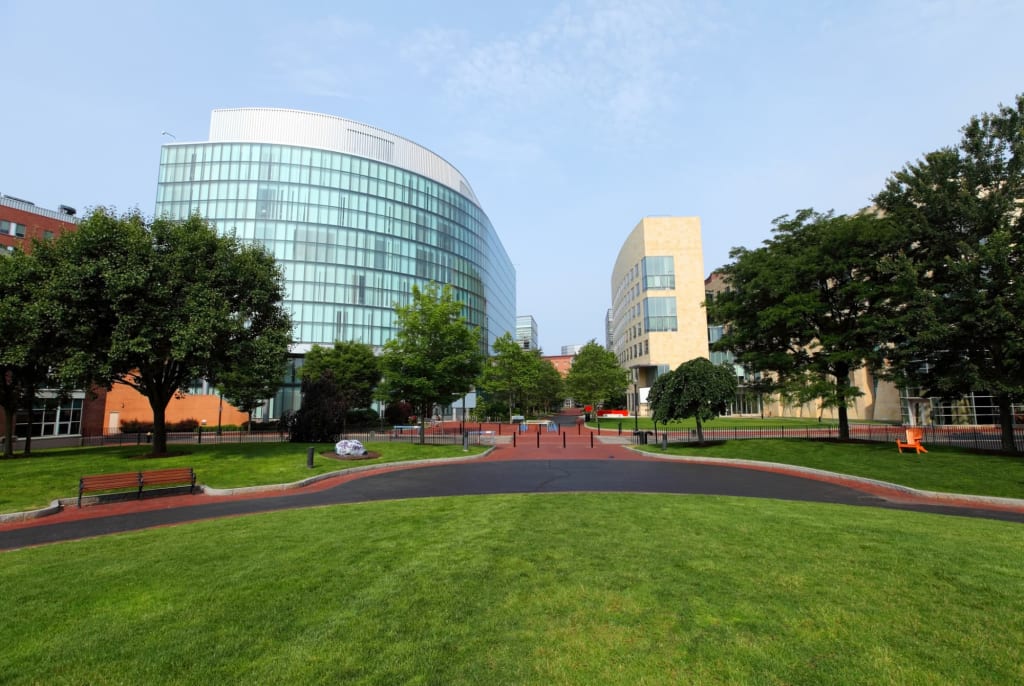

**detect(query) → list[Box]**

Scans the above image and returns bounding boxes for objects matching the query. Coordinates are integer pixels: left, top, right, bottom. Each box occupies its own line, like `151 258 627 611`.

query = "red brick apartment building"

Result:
0 194 78 254
1 194 90 444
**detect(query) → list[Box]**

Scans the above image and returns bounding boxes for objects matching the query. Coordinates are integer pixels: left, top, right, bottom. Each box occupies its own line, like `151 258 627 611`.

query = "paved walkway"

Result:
2 429 1023 551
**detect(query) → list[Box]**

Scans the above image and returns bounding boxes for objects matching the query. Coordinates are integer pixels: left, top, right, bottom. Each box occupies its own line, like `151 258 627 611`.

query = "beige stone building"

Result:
610 217 709 416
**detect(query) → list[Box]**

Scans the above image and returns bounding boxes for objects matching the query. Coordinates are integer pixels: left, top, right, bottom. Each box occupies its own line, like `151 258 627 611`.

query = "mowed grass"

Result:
0 441 488 514
2 494 1022 684
646 439 1024 500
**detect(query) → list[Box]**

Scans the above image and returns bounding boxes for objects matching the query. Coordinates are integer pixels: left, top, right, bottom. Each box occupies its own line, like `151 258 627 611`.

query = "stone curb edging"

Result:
0 500 64 524
160 448 497 497
635 449 1024 512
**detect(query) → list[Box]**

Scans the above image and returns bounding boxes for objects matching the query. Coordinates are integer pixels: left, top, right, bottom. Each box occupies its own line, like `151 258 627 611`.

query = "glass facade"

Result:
154 114 515 416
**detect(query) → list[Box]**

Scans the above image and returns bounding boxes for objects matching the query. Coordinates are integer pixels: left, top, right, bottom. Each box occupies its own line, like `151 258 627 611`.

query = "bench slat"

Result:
78 467 196 507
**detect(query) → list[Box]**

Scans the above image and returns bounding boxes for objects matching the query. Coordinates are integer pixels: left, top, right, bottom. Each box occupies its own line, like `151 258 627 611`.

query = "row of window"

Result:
0 220 27 238
14 398 83 437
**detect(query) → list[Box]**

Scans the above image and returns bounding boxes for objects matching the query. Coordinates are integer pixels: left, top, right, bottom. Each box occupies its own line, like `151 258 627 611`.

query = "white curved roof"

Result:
208 108 480 205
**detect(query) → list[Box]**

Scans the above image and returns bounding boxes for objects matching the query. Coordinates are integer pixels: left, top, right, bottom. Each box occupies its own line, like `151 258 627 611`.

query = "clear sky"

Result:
3 0 1022 353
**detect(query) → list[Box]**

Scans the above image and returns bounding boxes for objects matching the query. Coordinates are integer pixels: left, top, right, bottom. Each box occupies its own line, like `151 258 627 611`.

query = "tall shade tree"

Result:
648 357 738 444
874 94 1024 453
707 210 901 440
476 332 539 423
564 340 630 414
0 249 52 457
527 354 566 416
378 283 483 443
298 341 380 435
37 210 292 455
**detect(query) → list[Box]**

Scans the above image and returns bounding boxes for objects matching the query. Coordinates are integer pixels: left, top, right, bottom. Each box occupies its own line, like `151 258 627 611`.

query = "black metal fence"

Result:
83 427 497 448
633 423 1024 452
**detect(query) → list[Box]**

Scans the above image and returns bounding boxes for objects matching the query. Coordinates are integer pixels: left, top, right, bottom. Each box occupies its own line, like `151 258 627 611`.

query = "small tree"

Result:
564 341 629 415
299 341 380 435
648 358 737 444
476 333 538 422
378 283 483 443
217 327 291 431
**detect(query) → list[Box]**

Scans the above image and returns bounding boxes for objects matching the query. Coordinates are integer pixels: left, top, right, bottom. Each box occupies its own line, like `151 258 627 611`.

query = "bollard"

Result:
562 432 566 448
662 433 668 450
536 432 540 448
618 422 622 436
590 432 594 448
463 432 468 451
306 446 314 468
577 423 581 435
513 432 517 447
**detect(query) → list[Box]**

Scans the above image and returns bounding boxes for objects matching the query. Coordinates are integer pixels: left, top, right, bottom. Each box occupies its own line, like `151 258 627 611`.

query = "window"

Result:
644 297 677 332
642 256 675 290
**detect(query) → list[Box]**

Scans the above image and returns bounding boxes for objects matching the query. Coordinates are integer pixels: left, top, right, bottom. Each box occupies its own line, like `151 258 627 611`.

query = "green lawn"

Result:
1 494 1022 684
0 441 488 514
589 416 859 431
644 439 1024 500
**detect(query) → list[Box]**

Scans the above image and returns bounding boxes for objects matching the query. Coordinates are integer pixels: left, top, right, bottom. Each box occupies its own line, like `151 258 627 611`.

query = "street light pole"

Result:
634 383 639 432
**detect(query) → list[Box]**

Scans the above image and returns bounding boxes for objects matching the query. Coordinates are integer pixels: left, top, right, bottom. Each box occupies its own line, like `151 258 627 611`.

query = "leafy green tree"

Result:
476 333 538 422
648 357 737 444
37 210 292 455
564 341 629 414
527 355 566 415
707 210 901 439
0 250 50 457
378 283 483 443
874 94 1024 453
299 341 380 434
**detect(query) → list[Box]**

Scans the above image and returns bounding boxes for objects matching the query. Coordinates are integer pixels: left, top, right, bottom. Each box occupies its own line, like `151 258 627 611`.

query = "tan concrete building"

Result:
610 217 709 416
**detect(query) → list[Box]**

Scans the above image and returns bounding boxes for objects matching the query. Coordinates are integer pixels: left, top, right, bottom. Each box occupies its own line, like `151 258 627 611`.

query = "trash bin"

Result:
633 430 647 445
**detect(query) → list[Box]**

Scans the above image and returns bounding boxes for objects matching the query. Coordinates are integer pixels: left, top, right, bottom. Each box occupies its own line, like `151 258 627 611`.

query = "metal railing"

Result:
632 423 1024 452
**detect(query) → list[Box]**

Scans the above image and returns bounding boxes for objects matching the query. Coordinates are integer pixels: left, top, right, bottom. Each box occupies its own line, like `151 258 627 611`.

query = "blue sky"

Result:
3 0 1022 353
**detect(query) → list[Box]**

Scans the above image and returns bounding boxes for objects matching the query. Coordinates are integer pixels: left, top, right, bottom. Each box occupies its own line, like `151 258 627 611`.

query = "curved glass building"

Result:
155 108 515 415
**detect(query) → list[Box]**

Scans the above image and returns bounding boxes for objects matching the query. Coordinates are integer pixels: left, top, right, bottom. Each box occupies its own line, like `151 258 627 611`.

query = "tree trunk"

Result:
996 392 1019 455
22 381 35 456
1 408 14 458
695 417 704 445
151 398 168 455
835 364 851 440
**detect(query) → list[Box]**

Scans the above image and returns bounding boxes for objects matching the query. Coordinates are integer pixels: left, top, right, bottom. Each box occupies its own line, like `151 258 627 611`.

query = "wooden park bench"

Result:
896 428 928 454
78 467 196 507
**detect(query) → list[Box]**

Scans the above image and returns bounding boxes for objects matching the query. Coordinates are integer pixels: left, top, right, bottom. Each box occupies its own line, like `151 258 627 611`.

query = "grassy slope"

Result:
647 439 1024 499
0 442 487 514
2 494 1022 685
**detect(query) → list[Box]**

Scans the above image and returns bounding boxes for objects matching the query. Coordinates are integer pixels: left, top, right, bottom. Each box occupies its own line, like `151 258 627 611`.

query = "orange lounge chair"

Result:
897 427 927 454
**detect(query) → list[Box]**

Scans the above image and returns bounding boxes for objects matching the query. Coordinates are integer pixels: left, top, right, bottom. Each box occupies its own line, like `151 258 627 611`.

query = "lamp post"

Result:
633 383 639 433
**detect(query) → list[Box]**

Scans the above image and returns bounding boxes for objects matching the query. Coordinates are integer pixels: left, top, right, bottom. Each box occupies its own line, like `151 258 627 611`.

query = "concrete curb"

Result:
637 450 1024 512
178 448 496 497
0 500 63 524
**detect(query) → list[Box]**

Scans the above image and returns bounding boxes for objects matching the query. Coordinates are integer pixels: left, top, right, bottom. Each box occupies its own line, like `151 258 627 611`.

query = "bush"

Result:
345 408 380 430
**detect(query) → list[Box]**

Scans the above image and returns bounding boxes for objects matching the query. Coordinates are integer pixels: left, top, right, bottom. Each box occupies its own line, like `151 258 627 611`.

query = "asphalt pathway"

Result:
2 451 1023 551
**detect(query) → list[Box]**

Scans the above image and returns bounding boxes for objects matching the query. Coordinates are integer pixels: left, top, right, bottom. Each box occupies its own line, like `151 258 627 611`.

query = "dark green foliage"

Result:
287 376 343 443
564 340 629 411
648 358 738 443
476 333 565 421
378 283 483 443
384 401 414 426
708 210 901 439
874 94 1024 453
299 341 380 434
33 210 292 455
